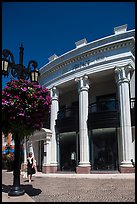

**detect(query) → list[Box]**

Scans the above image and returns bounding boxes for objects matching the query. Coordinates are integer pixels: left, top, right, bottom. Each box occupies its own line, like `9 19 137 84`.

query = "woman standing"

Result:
27 152 35 182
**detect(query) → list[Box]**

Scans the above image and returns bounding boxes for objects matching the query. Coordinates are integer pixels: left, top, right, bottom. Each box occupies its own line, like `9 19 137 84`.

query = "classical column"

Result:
50 86 59 173
42 133 52 173
75 75 91 173
115 64 135 173
22 137 28 178
23 137 27 164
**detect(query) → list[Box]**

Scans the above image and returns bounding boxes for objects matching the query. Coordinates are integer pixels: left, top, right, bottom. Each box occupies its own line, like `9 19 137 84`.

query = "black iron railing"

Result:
56 98 135 130
57 106 78 120
89 99 118 113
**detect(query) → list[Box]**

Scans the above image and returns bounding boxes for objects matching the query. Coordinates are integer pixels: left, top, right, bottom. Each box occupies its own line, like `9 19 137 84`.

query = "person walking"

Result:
27 152 36 182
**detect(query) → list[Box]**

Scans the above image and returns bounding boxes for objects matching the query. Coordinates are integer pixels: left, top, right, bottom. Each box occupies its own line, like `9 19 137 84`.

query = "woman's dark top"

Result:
27 157 34 175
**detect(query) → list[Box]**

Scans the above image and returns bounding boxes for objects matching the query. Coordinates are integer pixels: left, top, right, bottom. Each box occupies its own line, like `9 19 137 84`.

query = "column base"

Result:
119 166 135 173
50 165 57 173
76 166 91 174
42 165 51 173
42 165 57 173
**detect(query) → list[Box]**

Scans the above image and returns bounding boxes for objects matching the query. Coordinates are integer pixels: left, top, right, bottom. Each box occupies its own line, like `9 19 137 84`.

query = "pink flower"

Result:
2 79 51 134
21 87 27 91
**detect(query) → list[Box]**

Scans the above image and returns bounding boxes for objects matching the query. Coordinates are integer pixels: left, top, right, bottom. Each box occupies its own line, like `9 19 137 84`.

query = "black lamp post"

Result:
2 45 40 196
2 44 40 83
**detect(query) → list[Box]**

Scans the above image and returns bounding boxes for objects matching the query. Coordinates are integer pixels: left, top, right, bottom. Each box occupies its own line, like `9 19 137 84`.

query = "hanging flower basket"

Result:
2 79 51 139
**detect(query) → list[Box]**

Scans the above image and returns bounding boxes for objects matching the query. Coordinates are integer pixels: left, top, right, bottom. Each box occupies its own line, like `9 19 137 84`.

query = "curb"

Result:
33 172 135 179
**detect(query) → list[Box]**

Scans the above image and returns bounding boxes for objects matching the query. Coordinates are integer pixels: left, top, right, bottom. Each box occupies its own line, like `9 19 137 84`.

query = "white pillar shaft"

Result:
23 137 27 164
119 81 133 163
78 76 90 166
50 87 59 166
115 65 134 167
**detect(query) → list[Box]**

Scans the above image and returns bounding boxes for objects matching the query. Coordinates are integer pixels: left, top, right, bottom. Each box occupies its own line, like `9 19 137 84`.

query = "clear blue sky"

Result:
2 2 135 89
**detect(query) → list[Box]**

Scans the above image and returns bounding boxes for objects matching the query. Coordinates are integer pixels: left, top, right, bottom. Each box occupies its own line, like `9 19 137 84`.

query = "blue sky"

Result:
2 2 135 89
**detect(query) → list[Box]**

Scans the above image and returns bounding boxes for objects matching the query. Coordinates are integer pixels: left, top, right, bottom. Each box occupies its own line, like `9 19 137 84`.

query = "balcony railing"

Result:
57 106 78 120
88 99 118 113
56 106 79 133
88 99 119 128
56 98 135 132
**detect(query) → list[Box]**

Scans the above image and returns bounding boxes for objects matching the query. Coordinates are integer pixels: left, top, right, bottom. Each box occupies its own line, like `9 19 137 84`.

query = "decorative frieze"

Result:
40 39 133 85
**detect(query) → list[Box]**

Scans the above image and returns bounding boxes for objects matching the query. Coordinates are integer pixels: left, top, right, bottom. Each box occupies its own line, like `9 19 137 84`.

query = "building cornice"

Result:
39 37 134 82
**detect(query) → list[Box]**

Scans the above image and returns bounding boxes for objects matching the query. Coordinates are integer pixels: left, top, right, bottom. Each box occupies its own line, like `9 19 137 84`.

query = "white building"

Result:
29 25 135 174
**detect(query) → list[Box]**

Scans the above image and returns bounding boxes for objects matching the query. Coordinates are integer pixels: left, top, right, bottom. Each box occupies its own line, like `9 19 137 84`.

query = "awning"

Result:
30 128 52 142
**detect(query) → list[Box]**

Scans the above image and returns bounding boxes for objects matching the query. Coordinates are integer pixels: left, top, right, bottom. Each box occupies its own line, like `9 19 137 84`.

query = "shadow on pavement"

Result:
2 183 42 197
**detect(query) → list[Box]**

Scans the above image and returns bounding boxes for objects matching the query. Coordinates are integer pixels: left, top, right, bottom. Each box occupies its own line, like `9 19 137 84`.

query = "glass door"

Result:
92 128 118 170
59 132 77 171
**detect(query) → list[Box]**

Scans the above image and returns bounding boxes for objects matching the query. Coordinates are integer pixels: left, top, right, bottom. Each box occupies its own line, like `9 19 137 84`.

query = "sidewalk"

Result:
33 171 135 179
2 192 35 202
2 170 135 202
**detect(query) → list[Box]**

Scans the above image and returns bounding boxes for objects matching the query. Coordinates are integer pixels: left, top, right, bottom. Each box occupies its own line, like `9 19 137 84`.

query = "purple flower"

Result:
2 79 51 133
21 87 27 91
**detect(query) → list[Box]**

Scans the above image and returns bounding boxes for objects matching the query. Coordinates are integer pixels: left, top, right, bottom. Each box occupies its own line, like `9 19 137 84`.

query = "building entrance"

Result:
37 140 44 172
59 132 77 171
91 128 118 171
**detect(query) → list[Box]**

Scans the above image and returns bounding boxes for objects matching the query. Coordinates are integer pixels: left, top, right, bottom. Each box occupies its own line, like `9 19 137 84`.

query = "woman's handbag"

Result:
32 166 36 174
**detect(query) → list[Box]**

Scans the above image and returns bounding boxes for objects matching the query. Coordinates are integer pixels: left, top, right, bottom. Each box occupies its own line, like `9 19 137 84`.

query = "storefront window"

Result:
91 128 118 171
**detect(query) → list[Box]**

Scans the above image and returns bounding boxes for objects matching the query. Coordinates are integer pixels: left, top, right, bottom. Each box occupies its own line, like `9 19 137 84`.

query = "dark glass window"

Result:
96 94 116 111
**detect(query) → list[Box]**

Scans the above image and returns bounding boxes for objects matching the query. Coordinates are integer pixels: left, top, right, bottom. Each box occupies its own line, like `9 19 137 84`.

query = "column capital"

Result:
114 64 134 84
75 75 89 92
50 86 59 100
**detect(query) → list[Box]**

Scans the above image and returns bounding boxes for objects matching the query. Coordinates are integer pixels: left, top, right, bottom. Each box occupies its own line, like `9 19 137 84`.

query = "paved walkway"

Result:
2 170 135 202
2 192 35 202
33 171 135 179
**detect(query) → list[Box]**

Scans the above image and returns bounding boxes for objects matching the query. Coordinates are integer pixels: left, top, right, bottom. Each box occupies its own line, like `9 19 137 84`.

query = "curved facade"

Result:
33 25 135 174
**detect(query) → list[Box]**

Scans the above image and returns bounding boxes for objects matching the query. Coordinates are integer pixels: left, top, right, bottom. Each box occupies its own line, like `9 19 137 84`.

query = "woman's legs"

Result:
28 174 32 182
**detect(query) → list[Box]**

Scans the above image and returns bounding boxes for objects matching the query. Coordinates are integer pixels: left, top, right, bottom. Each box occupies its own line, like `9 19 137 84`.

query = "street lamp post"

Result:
2 44 40 83
2 45 40 196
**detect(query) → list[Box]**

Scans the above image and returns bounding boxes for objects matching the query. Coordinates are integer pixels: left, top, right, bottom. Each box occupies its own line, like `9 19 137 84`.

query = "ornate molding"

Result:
51 86 59 101
40 38 134 84
114 64 134 84
75 75 89 92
